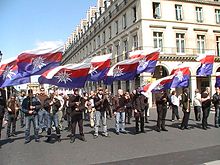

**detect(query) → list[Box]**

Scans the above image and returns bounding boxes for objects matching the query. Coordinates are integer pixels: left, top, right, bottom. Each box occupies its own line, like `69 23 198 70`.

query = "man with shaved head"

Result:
112 89 127 135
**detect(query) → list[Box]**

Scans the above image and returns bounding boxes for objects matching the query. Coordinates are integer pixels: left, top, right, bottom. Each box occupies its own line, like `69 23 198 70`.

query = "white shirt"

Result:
193 93 201 106
171 95 179 106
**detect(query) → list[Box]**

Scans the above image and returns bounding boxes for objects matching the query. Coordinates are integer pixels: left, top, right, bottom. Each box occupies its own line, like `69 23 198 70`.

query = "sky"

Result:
0 0 97 61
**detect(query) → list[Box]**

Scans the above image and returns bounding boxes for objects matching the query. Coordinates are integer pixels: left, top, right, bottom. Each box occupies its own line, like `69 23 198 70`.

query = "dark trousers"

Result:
71 114 84 137
144 106 149 123
20 110 25 127
215 106 220 127
157 106 167 130
181 111 190 128
7 114 17 136
172 105 180 120
135 111 144 132
125 107 132 124
194 106 201 121
202 106 210 128
0 118 3 138
106 105 112 118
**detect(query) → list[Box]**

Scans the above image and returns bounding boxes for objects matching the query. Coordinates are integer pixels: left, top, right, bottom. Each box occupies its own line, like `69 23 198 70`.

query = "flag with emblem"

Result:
215 73 220 87
170 63 190 88
129 48 160 74
85 53 112 82
104 58 139 85
0 58 30 87
38 63 90 88
17 46 63 77
196 51 215 76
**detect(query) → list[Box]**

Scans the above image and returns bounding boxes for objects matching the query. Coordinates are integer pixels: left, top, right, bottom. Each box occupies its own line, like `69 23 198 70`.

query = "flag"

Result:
17 46 63 77
196 51 215 76
215 73 220 87
142 75 174 93
86 53 112 81
129 48 160 74
0 58 30 87
104 58 139 85
38 63 90 88
170 63 190 88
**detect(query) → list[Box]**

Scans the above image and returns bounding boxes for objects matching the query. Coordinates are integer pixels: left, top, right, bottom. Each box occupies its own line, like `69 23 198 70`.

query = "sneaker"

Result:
115 132 119 135
171 120 174 122
35 139 40 142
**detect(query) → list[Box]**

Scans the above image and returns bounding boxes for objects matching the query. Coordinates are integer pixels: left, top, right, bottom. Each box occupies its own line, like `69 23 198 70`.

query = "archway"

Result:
152 65 169 79
196 67 210 93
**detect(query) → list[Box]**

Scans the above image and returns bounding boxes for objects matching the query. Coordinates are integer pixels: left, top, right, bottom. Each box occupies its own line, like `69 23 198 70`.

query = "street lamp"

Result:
0 51 2 62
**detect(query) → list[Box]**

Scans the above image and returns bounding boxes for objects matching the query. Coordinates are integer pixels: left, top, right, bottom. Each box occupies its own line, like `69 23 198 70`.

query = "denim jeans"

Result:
215 106 220 127
94 111 108 136
115 112 126 133
7 114 17 136
25 115 39 141
47 112 60 137
38 109 48 130
19 110 25 126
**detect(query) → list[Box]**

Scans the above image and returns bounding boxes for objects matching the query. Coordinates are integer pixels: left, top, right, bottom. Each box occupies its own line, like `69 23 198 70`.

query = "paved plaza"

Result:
0 108 219 165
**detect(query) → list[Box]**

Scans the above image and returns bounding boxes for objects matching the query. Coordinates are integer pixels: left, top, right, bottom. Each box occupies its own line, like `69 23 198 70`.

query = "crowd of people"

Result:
0 86 219 144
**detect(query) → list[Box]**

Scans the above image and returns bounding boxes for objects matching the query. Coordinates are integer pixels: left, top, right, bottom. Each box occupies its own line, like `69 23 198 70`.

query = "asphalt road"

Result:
0 107 220 165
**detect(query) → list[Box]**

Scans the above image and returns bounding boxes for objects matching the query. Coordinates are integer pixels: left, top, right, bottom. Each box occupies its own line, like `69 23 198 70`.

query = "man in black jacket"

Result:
0 88 6 139
132 89 147 134
155 90 169 132
180 88 191 130
201 87 212 130
93 87 109 138
22 89 41 144
68 89 86 143
43 90 61 142
212 87 220 128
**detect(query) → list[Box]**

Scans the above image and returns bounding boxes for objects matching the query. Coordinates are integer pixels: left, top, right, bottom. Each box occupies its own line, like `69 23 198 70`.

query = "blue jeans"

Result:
94 111 108 136
115 112 126 133
38 109 48 130
47 112 60 137
215 106 220 127
25 115 39 141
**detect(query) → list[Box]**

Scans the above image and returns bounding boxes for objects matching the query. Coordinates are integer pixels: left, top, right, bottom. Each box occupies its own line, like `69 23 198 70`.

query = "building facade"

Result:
62 0 220 104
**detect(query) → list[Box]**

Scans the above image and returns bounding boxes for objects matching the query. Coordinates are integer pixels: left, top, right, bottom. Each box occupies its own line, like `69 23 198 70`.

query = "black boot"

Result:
70 135 76 143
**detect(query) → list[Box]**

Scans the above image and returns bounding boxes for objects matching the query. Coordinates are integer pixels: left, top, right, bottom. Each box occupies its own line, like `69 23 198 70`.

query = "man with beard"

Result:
68 89 86 143
43 90 61 142
93 87 109 138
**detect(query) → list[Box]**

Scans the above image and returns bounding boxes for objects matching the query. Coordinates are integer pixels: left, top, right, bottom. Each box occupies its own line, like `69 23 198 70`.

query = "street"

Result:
0 108 219 165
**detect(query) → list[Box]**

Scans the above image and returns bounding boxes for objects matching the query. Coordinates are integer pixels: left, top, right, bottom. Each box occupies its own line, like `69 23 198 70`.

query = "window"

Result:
109 11 112 18
103 31 106 44
153 32 163 51
116 44 120 62
123 40 128 59
215 9 220 24
108 46 112 53
133 35 138 50
97 35 101 47
175 4 183 21
122 13 127 29
197 35 205 54
115 4 119 12
109 26 112 39
196 7 203 22
115 20 119 34
93 39 96 51
176 33 185 53
217 36 220 56
133 6 137 22
153 2 161 19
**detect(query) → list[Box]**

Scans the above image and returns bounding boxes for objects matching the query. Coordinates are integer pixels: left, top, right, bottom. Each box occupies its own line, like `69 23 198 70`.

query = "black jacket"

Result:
212 93 220 108
94 94 105 111
21 96 41 116
0 89 6 118
43 97 61 114
132 94 147 111
68 94 85 116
